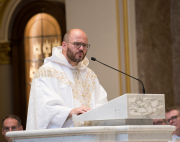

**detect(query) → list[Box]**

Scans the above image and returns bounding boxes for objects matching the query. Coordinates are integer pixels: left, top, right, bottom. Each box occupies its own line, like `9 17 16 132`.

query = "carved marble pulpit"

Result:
73 93 165 126
7 94 175 142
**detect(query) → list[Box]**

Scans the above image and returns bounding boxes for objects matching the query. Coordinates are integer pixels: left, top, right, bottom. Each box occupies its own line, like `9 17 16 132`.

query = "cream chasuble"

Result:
26 46 108 130
71 69 95 126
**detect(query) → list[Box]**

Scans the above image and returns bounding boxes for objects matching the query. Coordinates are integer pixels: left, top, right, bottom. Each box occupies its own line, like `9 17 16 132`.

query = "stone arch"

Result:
8 0 66 128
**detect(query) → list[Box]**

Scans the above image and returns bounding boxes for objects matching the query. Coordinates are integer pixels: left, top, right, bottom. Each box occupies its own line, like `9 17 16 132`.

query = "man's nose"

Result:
79 44 84 50
169 119 174 124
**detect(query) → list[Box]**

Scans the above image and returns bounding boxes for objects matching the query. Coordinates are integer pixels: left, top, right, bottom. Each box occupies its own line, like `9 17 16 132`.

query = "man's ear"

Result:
62 41 67 51
2 128 5 135
20 126 23 130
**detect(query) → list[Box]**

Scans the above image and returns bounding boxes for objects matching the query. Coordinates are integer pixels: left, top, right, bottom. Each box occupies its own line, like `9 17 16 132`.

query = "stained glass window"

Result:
24 13 61 105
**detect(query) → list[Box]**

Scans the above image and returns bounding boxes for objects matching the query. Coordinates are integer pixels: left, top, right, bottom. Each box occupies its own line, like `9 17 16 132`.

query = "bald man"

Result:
26 29 108 130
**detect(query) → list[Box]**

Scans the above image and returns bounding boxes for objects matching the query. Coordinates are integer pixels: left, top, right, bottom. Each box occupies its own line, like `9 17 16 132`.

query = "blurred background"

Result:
0 0 179 141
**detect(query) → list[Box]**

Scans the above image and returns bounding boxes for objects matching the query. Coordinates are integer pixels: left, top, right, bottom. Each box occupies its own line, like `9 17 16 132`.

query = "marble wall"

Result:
171 0 180 107
135 0 180 108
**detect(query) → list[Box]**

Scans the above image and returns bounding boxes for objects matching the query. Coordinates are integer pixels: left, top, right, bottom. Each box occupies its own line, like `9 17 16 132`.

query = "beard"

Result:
66 47 86 63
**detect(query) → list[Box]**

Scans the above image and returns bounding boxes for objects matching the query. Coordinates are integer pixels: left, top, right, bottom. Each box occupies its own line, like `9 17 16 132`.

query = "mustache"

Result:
76 51 84 54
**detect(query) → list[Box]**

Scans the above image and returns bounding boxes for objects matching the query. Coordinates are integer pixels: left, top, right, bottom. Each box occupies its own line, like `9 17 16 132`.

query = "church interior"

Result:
0 0 180 141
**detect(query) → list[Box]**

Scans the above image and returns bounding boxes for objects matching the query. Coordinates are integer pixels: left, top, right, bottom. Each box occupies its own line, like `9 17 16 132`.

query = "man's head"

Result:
2 115 23 142
62 29 90 66
166 106 180 135
153 119 166 125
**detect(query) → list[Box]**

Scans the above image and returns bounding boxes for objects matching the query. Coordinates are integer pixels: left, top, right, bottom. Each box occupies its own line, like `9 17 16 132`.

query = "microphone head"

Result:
91 57 96 61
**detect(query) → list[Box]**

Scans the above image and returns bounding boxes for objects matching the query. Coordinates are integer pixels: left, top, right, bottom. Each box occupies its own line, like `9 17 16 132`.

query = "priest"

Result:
26 29 108 130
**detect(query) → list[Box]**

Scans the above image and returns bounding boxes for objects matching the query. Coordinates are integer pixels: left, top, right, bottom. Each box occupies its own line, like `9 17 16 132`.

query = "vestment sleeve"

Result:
94 78 108 108
26 73 73 130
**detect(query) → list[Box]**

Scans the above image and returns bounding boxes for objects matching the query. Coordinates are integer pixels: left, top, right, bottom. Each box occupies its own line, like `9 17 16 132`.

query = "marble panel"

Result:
135 0 174 108
73 94 165 122
170 0 180 107
6 125 175 142
92 119 153 126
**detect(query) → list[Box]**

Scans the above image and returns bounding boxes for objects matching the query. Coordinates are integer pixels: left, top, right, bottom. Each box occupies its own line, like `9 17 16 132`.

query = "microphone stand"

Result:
91 57 145 94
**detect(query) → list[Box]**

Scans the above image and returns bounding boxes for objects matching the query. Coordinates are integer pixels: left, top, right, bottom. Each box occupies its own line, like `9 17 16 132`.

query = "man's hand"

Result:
69 106 91 117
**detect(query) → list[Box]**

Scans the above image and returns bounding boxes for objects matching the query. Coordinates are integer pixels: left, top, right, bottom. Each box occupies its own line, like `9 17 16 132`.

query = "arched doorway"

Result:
9 0 66 129
24 13 62 108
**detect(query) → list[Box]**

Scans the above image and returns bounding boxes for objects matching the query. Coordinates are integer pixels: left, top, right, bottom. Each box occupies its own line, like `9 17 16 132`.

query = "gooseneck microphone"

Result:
91 57 145 94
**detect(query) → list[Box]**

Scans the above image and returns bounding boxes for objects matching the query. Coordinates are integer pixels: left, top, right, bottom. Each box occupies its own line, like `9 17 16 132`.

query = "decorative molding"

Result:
123 0 131 93
127 0 139 93
116 0 122 96
0 0 10 29
0 42 11 64
118 0 138 94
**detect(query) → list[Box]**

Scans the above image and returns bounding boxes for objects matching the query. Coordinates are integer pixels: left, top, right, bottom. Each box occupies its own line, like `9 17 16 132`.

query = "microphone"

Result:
91 57 145 94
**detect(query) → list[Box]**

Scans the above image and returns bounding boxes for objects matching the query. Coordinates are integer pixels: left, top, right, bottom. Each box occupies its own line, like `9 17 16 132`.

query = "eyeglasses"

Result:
3 126 19 132
67 41 90 50
153 120 165 125
165 115 180 124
